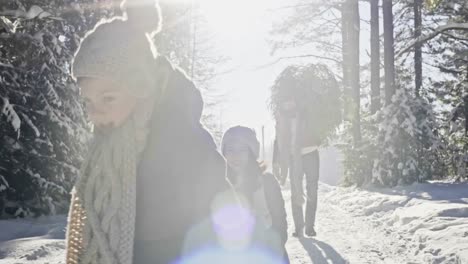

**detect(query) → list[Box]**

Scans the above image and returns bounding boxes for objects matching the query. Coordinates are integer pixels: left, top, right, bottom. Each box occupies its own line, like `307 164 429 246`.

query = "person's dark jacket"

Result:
262 173 288 246
133 57 229 264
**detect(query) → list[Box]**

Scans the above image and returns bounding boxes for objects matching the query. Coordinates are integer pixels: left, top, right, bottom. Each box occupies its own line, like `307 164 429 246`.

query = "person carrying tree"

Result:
271 64 341 237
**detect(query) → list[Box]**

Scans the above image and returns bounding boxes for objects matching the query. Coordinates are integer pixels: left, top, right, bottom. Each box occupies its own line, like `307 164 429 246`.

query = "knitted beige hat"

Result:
72 0 162 97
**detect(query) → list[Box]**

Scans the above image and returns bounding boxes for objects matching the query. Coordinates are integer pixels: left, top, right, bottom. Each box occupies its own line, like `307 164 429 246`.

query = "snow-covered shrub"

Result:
372 88 445 186
0 1 115 218
447 133 468 181
339 113 379 186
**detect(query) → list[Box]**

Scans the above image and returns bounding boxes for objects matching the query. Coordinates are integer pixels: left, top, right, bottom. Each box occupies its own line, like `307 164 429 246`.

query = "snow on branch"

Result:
0 5 51 20
397 22 468 57
20 113 40 137
0 16 19 33
1 97 21 137
0 175 9 192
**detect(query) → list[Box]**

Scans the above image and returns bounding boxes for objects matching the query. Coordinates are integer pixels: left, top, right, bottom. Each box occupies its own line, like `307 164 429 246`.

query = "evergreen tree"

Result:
0 1 114 218
372 88 444 186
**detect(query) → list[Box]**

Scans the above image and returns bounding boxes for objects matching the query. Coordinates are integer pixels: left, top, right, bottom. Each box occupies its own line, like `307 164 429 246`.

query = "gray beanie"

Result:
221 126 260 159
72 0 162 97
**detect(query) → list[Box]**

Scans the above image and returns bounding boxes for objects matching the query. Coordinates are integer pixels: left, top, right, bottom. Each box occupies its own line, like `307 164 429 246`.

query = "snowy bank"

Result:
0 215 66 264
322 182 468 264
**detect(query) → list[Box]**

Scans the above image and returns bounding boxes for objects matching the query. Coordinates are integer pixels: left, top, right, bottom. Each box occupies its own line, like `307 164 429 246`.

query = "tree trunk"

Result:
383 0 396 105
414 0 423 97
462 69 468 179
370 0 381 114
342 1 351 121
464 92 468 136
350 0 361 142
342 0 361 143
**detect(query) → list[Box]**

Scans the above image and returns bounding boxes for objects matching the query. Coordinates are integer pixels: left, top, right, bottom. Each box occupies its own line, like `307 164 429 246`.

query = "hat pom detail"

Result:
122 0 162 35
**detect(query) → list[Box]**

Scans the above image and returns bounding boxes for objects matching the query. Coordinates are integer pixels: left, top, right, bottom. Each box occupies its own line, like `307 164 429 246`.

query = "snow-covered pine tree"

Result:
340 114 379 187
0 1 115 218
372 88 444 186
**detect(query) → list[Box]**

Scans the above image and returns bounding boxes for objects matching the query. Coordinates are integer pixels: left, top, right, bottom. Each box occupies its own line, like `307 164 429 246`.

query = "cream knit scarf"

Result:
66 114 141 264
66 93 159 264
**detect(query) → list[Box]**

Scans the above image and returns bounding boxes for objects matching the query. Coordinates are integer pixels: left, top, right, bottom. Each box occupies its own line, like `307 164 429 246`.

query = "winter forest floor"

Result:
0 182 467 264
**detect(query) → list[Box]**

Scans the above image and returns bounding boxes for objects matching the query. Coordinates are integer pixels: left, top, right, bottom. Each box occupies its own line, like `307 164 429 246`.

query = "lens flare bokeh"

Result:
211 204 255 248
177 245 285 264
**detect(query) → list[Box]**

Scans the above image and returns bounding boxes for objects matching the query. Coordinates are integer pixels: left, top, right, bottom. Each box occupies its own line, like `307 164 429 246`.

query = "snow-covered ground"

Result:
0 182 467 264
0 215 66 264
286 182 468 264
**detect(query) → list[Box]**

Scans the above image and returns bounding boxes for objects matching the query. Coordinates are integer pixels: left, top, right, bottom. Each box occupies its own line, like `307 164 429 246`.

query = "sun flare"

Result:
198 0 270 33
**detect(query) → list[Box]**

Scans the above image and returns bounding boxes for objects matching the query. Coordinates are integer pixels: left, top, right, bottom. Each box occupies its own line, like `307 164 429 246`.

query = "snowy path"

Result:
285 182 468 264
285 185 406 264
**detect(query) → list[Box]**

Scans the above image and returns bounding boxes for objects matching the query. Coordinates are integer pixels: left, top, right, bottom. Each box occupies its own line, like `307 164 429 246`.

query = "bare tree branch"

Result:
441 32 468 44
267 2 343 12
252 54 341 71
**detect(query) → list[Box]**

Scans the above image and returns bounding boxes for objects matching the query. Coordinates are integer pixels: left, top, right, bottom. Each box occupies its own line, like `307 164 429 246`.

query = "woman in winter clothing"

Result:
221 126 290 264
65 1 228 263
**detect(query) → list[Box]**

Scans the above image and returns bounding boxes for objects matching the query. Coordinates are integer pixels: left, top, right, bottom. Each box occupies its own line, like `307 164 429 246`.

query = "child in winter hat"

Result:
221 126 290 263
221 126 260 159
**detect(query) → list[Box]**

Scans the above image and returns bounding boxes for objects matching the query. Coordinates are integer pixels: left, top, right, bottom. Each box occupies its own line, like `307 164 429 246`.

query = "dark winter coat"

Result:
262 173 288 246
177 171 289 264
226 166 288 247
263 173 290 264
133 57 229 264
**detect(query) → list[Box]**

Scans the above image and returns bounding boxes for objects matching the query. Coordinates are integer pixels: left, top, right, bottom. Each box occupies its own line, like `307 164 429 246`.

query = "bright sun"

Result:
198 0 269 33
